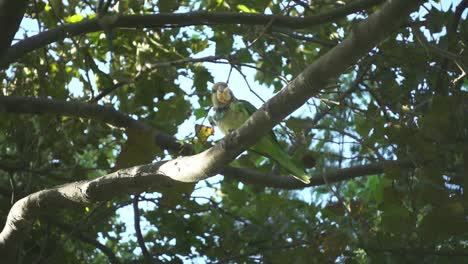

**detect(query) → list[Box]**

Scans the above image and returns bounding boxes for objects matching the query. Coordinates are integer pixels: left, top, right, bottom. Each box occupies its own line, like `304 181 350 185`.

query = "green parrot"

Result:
211 82 311 184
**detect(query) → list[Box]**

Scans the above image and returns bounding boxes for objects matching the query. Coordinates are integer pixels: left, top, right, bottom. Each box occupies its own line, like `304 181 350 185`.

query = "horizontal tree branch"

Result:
148 55 224 68
367 246 468 257
0 0 423 261
0 96 193 155
0 0 384 68
222 159 412 189
0 96 147 128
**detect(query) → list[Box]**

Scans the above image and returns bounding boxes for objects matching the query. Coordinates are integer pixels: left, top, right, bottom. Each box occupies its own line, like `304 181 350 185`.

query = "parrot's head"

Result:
212 82 234 108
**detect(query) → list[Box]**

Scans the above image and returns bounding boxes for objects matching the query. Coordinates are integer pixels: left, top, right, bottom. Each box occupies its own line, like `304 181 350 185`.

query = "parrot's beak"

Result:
217 87 231 104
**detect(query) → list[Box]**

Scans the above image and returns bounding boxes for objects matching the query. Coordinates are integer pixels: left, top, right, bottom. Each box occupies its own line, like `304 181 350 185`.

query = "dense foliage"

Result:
0 0 466 263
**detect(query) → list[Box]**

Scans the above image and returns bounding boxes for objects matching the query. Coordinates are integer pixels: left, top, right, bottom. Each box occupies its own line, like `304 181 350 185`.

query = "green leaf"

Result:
425 8 451 33
115 129 161 169
381 205 412 234
64 14 84 23
213 30 234 55
193 66 214 92
158 0 179 12
366 175 391 205
194 108 207 119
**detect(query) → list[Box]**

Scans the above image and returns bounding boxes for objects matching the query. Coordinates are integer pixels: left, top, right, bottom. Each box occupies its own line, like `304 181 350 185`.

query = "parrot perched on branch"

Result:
211 82 311 184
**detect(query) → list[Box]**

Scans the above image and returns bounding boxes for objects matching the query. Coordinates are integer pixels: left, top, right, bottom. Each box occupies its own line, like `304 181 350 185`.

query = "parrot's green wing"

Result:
236 100 279 145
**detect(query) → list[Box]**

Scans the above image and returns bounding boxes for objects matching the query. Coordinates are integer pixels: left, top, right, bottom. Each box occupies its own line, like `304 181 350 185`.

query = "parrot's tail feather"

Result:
291 174 311 184
264 152 311 184
250 143 311 184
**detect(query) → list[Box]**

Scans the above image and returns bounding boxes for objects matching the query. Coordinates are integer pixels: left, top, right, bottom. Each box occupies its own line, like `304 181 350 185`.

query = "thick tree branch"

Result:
0 0 423 262
0 0 384 68
0 0 27 59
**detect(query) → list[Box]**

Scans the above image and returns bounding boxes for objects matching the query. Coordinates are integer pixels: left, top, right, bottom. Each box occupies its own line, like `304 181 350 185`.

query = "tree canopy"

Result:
0 0 467 263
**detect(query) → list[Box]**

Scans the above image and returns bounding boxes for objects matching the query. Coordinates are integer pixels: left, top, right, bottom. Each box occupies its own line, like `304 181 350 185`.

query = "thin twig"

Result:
133 194 155 262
